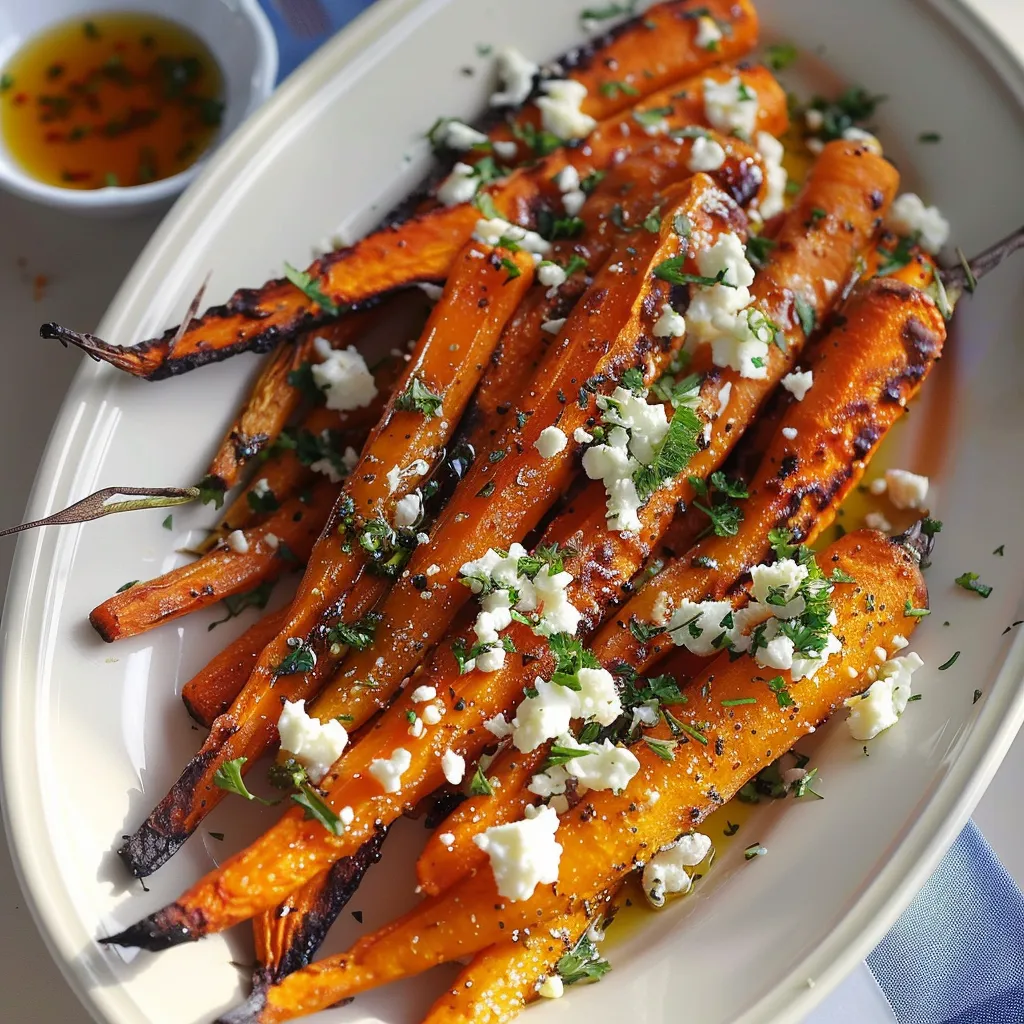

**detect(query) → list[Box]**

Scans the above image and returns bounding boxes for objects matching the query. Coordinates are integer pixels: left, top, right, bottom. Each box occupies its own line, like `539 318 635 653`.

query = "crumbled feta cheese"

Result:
472 217 550 255
891 634 910 651
642 833 713 907
573 426 593 444
484 713 512 738
716 382 732 418
537 975 564 999
864 510 892 533
410 685 436 704
541 317 567 335
418 282 445 302
581 385 673 533
755 131 788 220
226 529 249 554
781 426 798 440
472 804 563 901
652 302 687 339
368 747 413 793
885 193 950 253
386 458 429 495
537 261 567 290
512 665 621 752
263 532 280 550
407 715 425 738
394 492 422 529
688 135 726 172
750 559 808 614
494 139 518 160
535 425 568 459
439 832 455 848
869 477 888 496
703 75 759 139
553 734 641 794
422 704 443 726
667 599 737 657
845 652 924 740
694 14 723 50
252 478 270 498
805 109 824 132
311 338 378 412
339 806 354 826
441 749 466 785
536 79 597 140
843 126 883 154
309 456 343 482
562 189 586 215
435 119 488 151
277 699 349 784
436 162 479 206
490 46 538 107
554 166 580 193
781 369 813 401
884 468 929 510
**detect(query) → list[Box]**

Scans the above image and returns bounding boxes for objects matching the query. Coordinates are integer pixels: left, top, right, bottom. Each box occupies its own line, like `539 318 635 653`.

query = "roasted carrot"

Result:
416 272 946 893
251 827 389 992
181 606 290 726
49 65 786 379
203 530 926 1022
488 0 759 164
314 138 895 731
114 243 534 877
90 480 337 642
204 337 315 494
311 174 743 730
420 908 593 1024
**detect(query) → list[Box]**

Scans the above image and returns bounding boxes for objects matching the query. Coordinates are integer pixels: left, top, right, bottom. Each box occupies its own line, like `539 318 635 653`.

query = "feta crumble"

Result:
703 75 759 139
368 747 413 793
490 46 538 108
537 261 567 291
441 749 466 786
864 510 892 533
541 317 567 335
845 652 924 740
394 492 422 529
694 15 723 50
535 425 568 459
754 131 788 220
512 666 621 752
536 80 597 141
688 135 726 172
473 216 550 255
472 804 563 901
884 468 929 510
652 302 687 339
781 369 814 401
436 162 479 206
530 734 641 800
537 975 564 999
885 193 951 253
433 119 488 151
226 529 249 554
277 699 348 785
311 339 378 412
642 833 713 907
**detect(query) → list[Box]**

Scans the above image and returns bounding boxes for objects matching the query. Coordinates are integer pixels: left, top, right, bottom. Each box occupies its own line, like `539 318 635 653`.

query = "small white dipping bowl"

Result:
0 0 278 215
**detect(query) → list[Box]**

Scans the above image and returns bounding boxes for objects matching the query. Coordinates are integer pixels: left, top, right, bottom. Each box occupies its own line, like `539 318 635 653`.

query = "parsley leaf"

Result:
620 367 646 394
395 376 444 418
291 782 346 835
327 611 382 653
275 639 317 676
643 736 677 762
793 293 816 336
955 572 992 598
629 615 666 644
766 42 798 70
207 580 276 631
766 675 796 708
633 404 701 502
283 263 340 316
556 930 612 986
469 765 493 796
653 257 733 289
213 756 279 805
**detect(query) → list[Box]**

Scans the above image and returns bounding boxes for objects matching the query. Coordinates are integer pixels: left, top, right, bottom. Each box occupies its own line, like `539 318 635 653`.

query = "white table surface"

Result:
1 2 1022 1021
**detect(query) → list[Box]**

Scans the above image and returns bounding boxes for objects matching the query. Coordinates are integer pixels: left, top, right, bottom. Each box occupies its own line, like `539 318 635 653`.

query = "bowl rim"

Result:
0 0 279 210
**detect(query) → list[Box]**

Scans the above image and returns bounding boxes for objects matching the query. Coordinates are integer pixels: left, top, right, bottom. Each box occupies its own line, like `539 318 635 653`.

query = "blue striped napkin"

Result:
258 4 1024 1022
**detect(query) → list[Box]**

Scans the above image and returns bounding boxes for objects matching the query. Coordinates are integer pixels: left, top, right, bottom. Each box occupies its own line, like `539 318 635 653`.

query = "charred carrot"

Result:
114 243 534 877
89 480 337 642
204 530 926 1021
204 337 315 493
47 65 786 379
416 274 946 892
420 908 594 1024
311 174 743 729
181 606 290 727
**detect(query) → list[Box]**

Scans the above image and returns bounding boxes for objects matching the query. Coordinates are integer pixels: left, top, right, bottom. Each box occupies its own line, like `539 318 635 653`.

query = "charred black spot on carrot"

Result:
100 902 206 951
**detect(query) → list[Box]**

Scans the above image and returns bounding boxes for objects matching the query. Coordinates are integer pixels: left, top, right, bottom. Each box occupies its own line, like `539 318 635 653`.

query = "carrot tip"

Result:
99 903 203 951
215 987 268 1024
118 820 189 878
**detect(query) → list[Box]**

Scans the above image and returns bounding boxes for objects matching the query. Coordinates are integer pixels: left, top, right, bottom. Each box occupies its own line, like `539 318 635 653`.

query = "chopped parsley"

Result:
247 486 280 514
599 80 639 99
766 42 798 70
116 580 139 593
643 736 677 762
207 580 276 631
938 651 960 671
282 263 340 316
629 615 666 644
746 234 777 269
793 293 816 336
213 756 279 805
275 639 317 676
291 783 346 835
653 258 734 289
744 842 767 861
722 696 757 707
803 86 886 142
468 765 493 796
357 517 419 578
955 571 992 598
556 928 612 986
918 131 942 143
327 611 382 653
632 404 701 502
766 675 795 708
904 598 930 619
395 376 444 418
